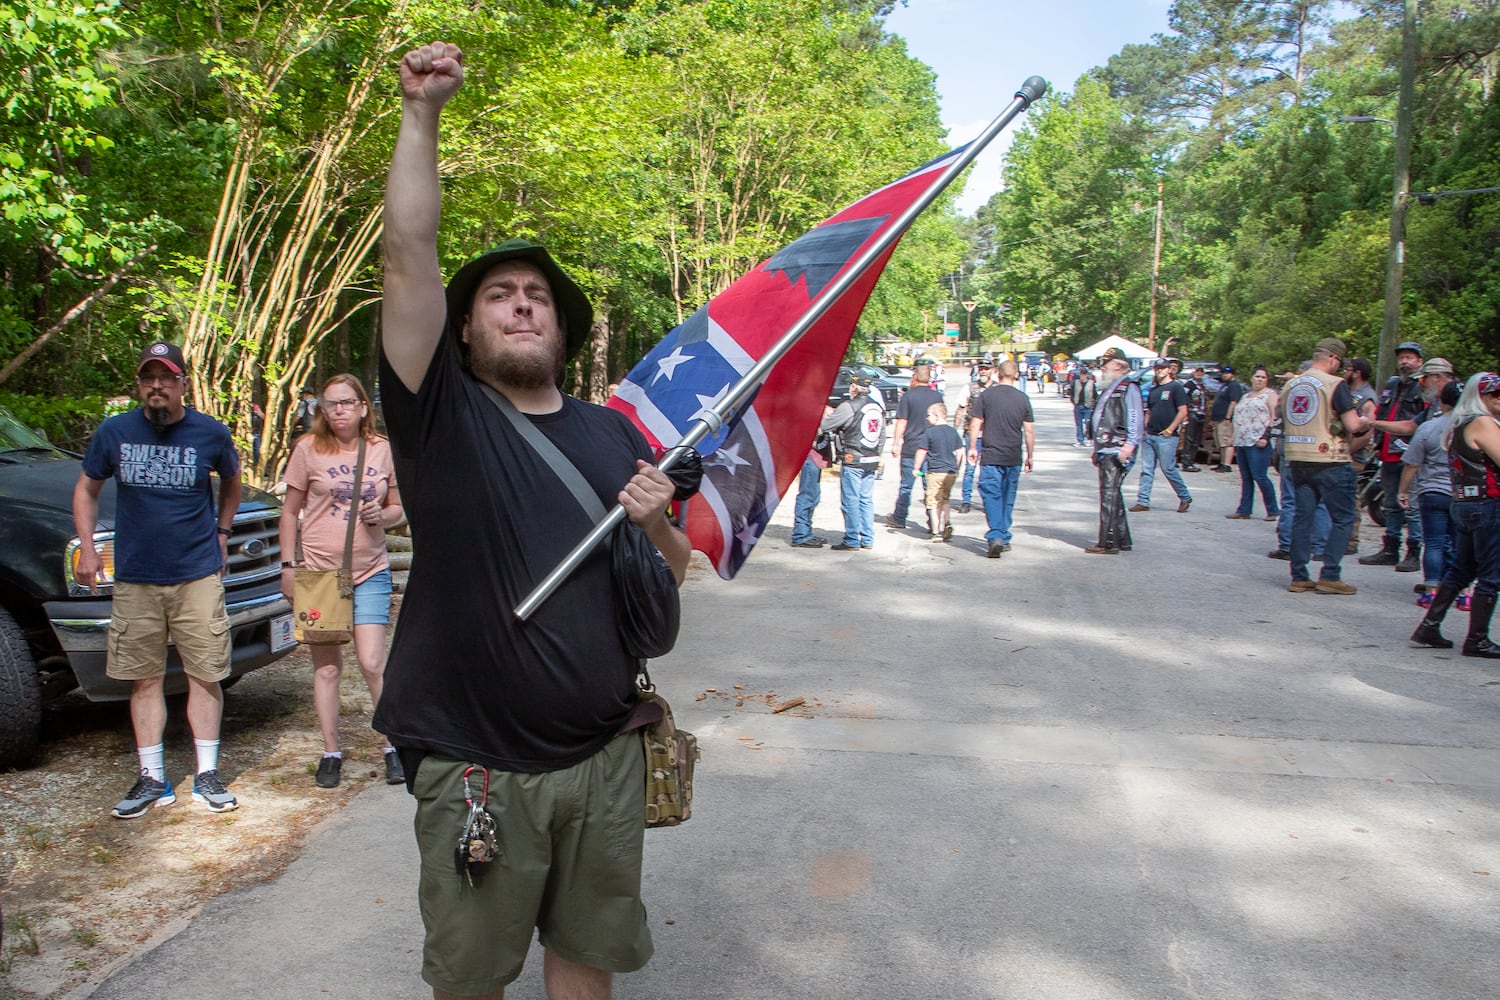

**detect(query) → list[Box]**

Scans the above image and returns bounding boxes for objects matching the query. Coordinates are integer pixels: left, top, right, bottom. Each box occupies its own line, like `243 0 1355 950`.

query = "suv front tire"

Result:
0 606 42 768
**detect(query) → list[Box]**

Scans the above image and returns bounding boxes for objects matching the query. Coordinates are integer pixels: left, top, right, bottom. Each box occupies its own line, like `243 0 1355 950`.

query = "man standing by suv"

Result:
886 358 945 531
1178 364 1206 471
73 342 243 818
1130 359 1192 514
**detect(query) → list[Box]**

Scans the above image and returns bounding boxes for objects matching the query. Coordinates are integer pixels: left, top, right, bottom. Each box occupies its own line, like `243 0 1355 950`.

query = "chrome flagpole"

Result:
516 75 1049 621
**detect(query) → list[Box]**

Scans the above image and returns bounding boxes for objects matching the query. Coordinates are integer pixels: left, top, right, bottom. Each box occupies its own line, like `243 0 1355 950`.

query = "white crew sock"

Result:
322 750 342 759
138 743 166 782
194 738 220 775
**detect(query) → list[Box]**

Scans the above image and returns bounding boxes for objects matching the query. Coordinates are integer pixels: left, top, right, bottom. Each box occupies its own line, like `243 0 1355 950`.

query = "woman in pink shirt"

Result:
278 374 404 788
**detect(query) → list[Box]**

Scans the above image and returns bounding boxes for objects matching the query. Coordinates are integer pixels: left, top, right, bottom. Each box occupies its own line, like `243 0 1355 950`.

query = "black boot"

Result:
1410 584 1460 649
1462 592 1500 659
1359 537 1399 566
1395 541 1422 573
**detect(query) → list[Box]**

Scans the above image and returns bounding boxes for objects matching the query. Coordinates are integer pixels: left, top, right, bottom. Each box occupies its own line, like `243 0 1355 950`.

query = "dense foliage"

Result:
3 0 959 475
976 0 1500 377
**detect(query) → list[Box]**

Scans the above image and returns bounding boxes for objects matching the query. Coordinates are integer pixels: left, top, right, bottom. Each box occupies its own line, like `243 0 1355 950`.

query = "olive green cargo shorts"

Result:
411 734 651 995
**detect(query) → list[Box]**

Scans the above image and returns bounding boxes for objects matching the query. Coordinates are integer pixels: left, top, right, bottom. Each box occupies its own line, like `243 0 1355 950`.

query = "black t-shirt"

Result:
971 384 1034 466
1145 380 1188 434
917 423 965 473
895 386 946 456
1210 379 1244 420
374 339 651 773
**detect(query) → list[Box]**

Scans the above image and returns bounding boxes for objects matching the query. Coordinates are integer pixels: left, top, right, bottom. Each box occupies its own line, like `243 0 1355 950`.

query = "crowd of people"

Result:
801 337 1500 663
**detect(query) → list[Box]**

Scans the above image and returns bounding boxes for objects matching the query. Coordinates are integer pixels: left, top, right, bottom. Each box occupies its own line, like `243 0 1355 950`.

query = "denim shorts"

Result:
353 567 392 626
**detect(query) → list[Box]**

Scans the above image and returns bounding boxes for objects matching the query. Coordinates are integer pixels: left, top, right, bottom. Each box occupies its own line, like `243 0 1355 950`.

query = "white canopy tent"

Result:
1072 334 1157 364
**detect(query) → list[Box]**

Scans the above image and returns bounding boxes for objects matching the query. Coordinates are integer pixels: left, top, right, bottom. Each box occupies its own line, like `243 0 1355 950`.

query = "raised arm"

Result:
382 41 465 393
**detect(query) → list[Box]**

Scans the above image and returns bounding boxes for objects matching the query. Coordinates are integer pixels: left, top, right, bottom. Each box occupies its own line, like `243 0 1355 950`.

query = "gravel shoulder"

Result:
0 609 406 999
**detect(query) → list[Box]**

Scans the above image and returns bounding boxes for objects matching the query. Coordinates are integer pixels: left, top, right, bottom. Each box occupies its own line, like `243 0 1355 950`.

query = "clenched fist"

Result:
399 41 464 105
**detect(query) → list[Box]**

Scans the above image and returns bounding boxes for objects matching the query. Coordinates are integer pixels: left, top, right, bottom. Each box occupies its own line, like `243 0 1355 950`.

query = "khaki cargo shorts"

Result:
106 574 231 683
411 735 651 995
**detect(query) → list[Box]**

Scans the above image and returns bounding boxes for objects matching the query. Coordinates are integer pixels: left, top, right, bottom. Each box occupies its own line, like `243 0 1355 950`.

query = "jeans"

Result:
1073 405 1094 445
977 464 1022 545
1235 443 1278 516
1444 498 1500 597
892 456 921 524
1289 462 1357 582
839 465 877 547
1181 419 1203 466
1096 453 1132 549
1379 460 1422 546
791 457 821 544
1417 492 1454 586
961 433 978 503
1277 468 1330 554
1136 434 1191 505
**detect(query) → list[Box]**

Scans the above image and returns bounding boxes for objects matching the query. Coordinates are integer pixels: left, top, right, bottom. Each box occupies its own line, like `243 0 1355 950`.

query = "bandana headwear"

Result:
1473 372 1500 396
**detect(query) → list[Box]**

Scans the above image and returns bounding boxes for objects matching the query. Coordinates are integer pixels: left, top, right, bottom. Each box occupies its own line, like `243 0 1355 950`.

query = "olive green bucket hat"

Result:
444 238 594 365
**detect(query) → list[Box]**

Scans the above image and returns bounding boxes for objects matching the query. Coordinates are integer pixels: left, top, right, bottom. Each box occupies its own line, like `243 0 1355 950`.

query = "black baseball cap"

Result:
444 238 594 364
137 341 186 375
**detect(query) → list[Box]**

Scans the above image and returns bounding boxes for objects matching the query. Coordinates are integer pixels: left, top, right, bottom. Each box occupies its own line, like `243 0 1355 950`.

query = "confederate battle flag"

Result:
608 146 967 578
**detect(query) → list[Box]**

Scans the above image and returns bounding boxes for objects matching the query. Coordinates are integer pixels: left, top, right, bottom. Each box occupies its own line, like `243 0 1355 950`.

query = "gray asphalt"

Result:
81 384 1500 999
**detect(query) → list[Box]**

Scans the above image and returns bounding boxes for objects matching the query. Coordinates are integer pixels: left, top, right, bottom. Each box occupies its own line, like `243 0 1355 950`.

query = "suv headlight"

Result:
65 533 116 596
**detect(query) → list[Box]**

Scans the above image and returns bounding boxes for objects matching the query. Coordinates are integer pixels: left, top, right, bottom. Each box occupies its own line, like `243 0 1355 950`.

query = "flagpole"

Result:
515 75 1049 621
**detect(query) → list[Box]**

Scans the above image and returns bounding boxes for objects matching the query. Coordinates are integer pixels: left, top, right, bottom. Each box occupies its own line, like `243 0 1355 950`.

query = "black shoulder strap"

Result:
477 382 606 521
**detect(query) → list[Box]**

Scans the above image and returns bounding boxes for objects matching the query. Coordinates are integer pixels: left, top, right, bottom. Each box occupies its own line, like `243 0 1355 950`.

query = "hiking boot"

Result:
1395 542 1422 573
986 541 1004 559
1359 539 1399 566
884 515 907 528
790 537 827 548
942 524 953 541
192 770 238 812
1315 579 1357 596
1288 579 1318 592
830 542 861 551
1410 622 1453 649
1128 504 1149 512
1267 549 1291 560
1461 593 1500 659
384 750 405 785
1177 499 1192 513
112 772 175 819
315 755 342 788
1084 545 1119 555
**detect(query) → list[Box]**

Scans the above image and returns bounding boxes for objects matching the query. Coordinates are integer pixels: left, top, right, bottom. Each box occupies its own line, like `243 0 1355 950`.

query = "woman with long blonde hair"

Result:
278 374 405 786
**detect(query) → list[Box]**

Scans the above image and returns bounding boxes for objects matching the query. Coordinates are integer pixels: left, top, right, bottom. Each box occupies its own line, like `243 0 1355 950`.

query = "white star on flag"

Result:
709 442 750 474
652 346 693 384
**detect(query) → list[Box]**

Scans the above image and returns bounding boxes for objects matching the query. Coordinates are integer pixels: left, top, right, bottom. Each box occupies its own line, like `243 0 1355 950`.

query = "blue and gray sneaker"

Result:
112 771 176 819
192 769 238 813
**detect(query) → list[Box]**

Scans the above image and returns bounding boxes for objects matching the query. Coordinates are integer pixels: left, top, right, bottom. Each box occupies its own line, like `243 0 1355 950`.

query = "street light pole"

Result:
1377 0 1418 388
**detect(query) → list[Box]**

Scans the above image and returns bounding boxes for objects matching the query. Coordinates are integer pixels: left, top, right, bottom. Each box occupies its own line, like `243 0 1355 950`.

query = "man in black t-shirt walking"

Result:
967 359 1034 558
1131 359 1192 514
377 42 690 1000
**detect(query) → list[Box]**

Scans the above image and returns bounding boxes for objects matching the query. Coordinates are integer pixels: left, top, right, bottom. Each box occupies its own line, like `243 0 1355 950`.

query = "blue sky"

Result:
883 0 1174 214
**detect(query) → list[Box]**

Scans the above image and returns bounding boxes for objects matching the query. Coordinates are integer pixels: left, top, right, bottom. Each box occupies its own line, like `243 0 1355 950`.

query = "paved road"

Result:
83 385 1500 999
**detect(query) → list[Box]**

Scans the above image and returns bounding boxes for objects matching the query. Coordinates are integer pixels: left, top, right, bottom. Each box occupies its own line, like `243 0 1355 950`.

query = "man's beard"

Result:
470 338 563 391
1421 382 1438 403
144 401 173 431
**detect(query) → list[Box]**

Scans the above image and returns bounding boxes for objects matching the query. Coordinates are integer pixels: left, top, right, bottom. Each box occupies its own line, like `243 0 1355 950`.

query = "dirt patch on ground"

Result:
0 637 399 999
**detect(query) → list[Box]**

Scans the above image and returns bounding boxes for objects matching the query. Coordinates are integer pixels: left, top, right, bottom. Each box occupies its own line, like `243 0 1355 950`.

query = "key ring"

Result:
462 765 489 808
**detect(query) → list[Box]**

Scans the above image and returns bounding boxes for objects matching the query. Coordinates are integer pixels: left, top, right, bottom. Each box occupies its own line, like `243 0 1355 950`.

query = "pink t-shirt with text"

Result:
284 436 397 584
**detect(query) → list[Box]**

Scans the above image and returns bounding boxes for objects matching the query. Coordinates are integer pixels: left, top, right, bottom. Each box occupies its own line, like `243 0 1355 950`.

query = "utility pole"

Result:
1378 0 1417 388
1148 178 1164 352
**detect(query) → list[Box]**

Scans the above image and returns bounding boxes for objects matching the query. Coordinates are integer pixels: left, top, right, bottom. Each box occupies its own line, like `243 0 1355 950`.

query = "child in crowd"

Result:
913 401 966 541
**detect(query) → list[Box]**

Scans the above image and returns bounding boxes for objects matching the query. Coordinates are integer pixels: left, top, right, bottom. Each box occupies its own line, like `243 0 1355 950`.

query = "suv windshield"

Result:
0 405 62 454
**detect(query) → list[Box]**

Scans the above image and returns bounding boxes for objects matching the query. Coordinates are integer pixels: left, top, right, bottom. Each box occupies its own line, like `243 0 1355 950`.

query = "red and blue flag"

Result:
608 147 966 578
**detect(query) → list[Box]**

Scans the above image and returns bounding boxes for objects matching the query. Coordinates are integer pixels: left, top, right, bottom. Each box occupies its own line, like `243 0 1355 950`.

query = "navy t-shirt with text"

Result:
82 408 239 584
